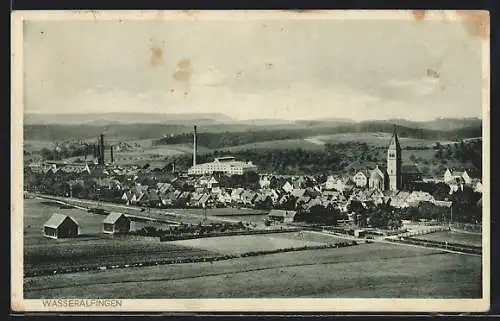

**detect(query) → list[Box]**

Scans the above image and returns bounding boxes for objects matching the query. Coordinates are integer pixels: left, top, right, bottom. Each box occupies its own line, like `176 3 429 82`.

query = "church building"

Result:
352 127 420 192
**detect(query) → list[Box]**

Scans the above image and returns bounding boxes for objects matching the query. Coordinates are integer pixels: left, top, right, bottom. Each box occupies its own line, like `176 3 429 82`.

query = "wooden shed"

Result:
43 213 79 239
268 210 297 223
102 212 131 235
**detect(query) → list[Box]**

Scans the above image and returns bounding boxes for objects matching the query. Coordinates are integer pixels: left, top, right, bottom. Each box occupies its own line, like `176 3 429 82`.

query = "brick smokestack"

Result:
99 134 105 165
110 145 114 163
193 125 197 167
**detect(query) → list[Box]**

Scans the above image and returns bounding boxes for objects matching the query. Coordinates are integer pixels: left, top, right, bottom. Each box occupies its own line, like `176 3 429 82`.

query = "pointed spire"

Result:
388 125 401 150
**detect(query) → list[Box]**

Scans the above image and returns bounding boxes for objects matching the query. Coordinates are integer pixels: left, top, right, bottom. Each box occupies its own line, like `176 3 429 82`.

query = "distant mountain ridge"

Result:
24 112 235 125
24 112 482 131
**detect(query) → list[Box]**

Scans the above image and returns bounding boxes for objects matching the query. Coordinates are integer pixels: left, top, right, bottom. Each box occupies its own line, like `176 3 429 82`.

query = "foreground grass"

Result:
24 242 481 299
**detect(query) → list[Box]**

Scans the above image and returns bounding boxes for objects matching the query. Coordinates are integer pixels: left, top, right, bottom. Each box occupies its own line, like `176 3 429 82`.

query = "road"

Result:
34 194 257 226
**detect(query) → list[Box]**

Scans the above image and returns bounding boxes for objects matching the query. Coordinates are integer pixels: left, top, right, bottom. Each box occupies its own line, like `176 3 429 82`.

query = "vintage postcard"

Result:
11 10 490 313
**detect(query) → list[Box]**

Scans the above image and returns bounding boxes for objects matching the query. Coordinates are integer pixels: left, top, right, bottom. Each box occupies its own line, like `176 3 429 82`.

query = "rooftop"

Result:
44 213 78 228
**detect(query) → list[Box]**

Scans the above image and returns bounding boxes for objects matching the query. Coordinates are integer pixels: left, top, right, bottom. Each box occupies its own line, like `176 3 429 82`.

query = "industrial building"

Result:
187 125 258 176
188 156 258 176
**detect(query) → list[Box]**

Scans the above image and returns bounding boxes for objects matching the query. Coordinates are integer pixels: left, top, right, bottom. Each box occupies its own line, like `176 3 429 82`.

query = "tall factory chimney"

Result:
99 134 105 165
110 145 114 163
193 125 197 167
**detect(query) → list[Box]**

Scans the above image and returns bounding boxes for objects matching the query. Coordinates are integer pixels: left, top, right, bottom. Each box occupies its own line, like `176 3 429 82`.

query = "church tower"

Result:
387 127 402 191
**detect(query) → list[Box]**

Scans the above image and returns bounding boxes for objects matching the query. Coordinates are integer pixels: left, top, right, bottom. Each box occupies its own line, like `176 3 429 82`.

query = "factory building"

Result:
187 125 257 176
188 156 258 176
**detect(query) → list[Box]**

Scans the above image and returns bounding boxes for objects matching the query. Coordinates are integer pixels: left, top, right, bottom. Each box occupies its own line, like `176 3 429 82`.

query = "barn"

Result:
43 213 79 239
102 212 131 235
268 209 297 223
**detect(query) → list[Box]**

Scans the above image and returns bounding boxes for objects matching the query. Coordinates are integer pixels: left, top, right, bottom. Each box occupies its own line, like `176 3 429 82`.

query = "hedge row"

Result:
386 237 481 254
158 228 302 242
24 240 359 278
238 241 358 257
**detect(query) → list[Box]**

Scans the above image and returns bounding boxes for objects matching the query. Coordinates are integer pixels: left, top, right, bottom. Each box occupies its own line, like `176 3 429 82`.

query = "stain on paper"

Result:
412 10 427 21
150 45 164 67
426 68 440 79
173 59 193 83
456 10 489 39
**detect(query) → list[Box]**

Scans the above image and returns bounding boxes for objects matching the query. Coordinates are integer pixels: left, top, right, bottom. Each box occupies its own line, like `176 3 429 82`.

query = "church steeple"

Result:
387 125 402 191
388 126 401 151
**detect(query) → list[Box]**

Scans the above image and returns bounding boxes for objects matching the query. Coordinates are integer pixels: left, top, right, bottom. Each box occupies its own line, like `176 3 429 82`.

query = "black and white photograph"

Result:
11 10 490 312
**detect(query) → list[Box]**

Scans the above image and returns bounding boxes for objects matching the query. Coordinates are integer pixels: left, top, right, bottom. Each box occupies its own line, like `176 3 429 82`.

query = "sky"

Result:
22 12 485 121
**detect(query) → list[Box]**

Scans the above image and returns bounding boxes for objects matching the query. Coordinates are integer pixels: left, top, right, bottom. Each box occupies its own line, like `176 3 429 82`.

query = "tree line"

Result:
153 124 481 149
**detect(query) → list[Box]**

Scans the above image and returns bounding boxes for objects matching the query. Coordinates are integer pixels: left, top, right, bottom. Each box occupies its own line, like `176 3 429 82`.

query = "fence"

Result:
451 222 482 233
391 226 450 239
386 237 481 255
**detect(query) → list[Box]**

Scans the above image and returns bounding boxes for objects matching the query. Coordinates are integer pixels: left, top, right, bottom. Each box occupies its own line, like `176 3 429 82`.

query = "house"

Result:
121 190 133 204
207 177 219 189
282 181 294 194
474 180 483 193
353 170 369 188
259 176 271 189
444 168 475 185
177 191 191 206
278 194 290 207
140 190 161 207
432 200 453 208
102 212 131 235
305 187 321 198
290 188 306 199
260 188 280 204
303 197 322 212
389 191 411 208
325 176 348 192
406 191 434 207
157 182 173 194
43 213 79 239
295 196 311 209
268 209 297 223
368 189 386 205
189 192 203 207
191 193 212 208
198 193 212 207
231 188 245 203
217 191 232 205
369 165 387 191
241 190 258 206
160 191 177 207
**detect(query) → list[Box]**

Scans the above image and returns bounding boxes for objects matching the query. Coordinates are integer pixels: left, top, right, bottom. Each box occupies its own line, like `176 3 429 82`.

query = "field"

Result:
24 242 482 299
220 139 326 152
413 231 482 247
310 132 438 148
168 233 327 255
24 199 219 275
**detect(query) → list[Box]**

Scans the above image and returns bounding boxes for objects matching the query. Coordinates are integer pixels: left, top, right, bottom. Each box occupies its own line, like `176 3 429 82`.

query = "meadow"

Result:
168 234 327 255
309 132 438 148
24 241 482 299
413 231 482 247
